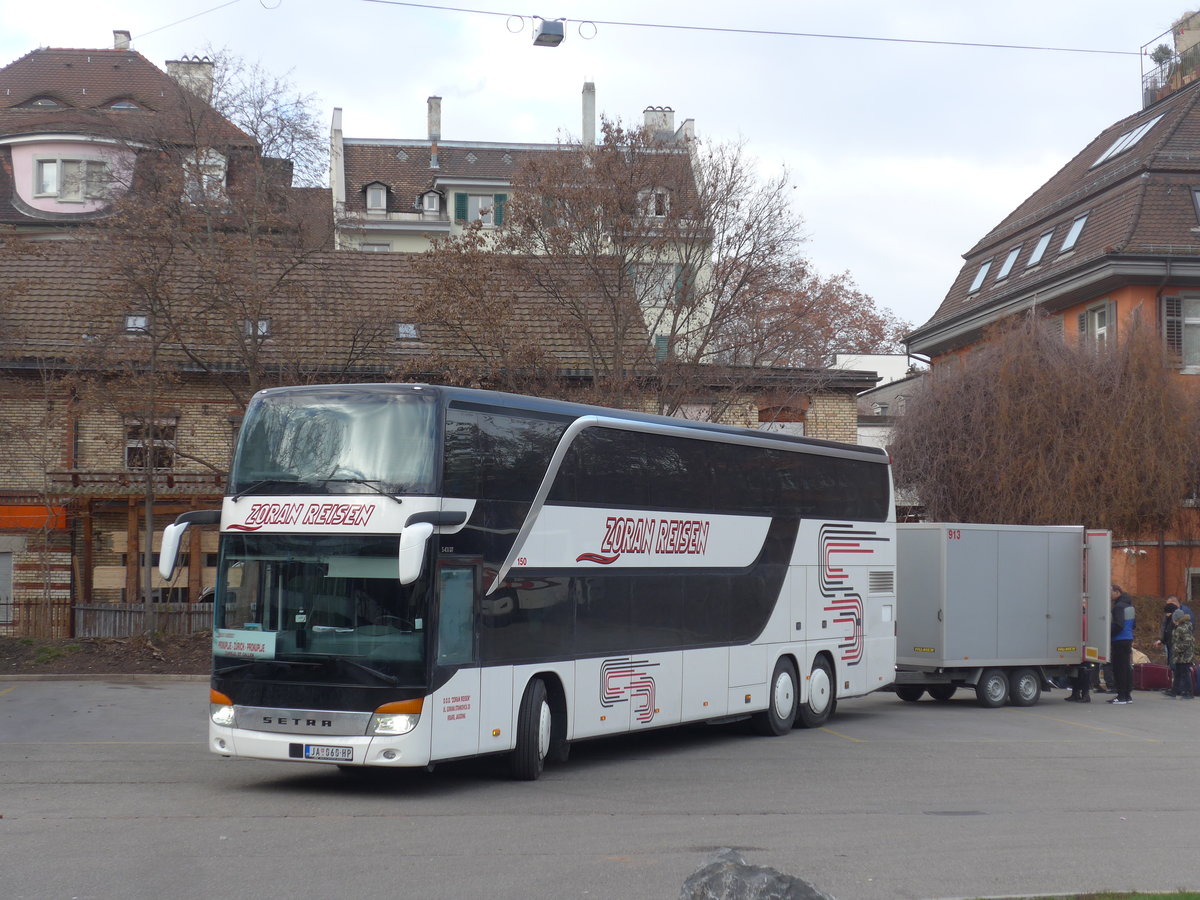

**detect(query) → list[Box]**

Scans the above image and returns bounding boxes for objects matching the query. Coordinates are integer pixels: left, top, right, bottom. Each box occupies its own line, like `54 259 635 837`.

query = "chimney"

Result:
582 82 596 146
428 96 442 141
643 106 675 140
113 30 131 51
166 55 214 102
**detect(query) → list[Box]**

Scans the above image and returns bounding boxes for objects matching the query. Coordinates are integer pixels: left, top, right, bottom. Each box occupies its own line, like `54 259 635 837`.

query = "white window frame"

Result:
1079 301 1112 349
639 187 670 218
995 245 1021 281
184 149 227 203
396 322 419 340
244 318 271 338
359 242 391 252
125 314 149 333
1061 214 1088 253
968 259 993 294
34 158 107 201
422 192 441 213
467 195 494 225
366 184 388 211
1026 229 1054 267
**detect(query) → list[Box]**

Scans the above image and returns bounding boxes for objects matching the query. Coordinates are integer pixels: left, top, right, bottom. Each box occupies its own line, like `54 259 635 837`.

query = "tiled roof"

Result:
911 78 1200 352
0 47 252 145
0 245 640 376
341 140 558 215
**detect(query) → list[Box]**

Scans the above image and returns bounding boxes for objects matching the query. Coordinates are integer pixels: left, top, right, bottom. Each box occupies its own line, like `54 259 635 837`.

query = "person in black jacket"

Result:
1108 584 1136 705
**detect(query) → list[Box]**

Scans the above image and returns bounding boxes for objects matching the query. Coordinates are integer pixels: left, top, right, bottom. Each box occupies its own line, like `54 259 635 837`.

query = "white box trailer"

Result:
893 523 1111 707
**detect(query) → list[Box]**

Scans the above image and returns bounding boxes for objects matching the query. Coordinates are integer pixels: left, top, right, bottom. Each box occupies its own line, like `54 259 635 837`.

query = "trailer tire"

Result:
796 656 836 727
975 668 1009 708
753 657 799 735
1008 668 1041 707
511 678 552 780
928 684 957 702
895 684 925 702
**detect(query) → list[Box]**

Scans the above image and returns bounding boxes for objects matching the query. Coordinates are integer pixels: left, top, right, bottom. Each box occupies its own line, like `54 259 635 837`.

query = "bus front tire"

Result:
796 656 836 728
752 657 799 735
511 678 552 780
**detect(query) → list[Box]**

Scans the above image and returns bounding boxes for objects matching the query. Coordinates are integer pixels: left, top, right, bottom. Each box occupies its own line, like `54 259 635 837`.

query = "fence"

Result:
73 602 214 638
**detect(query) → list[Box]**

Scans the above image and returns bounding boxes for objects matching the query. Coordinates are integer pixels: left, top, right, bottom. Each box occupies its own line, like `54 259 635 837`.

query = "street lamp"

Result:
533 17 565 47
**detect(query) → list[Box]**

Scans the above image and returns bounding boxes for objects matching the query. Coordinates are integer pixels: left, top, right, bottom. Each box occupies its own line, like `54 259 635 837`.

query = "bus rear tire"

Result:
796 656 836 728
511 678 552 780
752 657 798 735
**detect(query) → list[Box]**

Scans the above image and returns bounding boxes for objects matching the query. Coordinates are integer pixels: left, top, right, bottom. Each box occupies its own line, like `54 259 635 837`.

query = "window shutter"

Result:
1163 296 1183 355
655 335 669 362
1077 312 1086 338
493 193 507 226
454 192 468 222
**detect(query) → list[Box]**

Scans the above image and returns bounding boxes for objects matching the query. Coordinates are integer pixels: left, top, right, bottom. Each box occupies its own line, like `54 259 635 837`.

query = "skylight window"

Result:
1093 114 1163 167
995 245 1021 281
968 259 993 294
1026 229 1054 267
1061 214 1088 253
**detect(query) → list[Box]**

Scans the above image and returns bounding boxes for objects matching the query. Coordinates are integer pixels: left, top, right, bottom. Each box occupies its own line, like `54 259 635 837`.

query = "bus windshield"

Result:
215 533 427 684
229 387 439 495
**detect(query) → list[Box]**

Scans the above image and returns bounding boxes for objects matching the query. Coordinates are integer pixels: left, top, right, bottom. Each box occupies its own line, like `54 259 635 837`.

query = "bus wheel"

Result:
895 684 925 703
796 656 836 728
511 678 552 780
1008 668 1041 707
753 657 798 735
928 684 957 702
975 668 1009 708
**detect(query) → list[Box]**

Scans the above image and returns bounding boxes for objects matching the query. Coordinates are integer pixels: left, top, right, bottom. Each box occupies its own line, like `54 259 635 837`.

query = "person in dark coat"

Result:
1156 595 1194 669
1108 584 1136 705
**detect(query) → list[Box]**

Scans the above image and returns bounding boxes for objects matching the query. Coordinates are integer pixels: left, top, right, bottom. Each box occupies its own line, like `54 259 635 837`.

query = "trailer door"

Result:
1084 531 1112 664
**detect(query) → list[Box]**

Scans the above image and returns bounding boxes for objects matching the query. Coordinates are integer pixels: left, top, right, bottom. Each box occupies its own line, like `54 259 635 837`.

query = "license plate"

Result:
304 744 353 762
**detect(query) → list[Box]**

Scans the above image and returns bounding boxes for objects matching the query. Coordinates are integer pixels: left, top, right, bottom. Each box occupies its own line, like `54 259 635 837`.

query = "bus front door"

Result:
429 562 481 762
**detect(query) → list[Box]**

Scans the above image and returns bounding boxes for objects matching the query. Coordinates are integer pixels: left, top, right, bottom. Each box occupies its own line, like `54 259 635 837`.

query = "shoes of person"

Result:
1078 694 1091 703
1108 698 1131 705
1065 695 1082 702
1181 695 1195 700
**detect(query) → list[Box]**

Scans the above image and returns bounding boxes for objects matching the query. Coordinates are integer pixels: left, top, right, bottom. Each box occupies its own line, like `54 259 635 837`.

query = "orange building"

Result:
907 20 1200 602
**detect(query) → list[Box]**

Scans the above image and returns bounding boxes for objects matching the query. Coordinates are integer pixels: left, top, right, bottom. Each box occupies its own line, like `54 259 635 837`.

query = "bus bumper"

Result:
208 724 433 767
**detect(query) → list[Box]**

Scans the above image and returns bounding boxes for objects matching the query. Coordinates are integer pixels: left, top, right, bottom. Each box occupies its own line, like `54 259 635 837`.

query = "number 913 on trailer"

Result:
159 384 897 780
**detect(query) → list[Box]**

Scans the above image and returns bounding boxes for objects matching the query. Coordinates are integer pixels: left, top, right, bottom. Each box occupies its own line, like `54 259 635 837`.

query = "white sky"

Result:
1 0 1189 331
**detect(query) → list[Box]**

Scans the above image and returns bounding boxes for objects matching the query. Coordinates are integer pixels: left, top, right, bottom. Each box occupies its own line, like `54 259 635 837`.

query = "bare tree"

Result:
419 120 906 418
891 313 1200 535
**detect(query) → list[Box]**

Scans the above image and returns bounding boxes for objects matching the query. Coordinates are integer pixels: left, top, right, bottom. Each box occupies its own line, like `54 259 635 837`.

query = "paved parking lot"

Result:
2 678 1198 900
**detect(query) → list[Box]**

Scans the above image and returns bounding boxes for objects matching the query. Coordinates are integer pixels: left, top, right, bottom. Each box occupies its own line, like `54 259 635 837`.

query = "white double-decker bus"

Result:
160 384 896 779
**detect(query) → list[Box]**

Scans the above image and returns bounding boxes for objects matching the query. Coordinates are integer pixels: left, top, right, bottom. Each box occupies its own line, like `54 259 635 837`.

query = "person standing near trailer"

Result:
1108 584 1136 705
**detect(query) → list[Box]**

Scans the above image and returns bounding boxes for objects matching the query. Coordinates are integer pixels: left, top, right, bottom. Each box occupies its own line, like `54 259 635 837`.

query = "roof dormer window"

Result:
107 99 139 110
995 245 1021 281
24 96 63 108
639 187 670 218
1092 114 1163 167
968 258 993 294
1060 213 1088 253
421 190 441 213
1026 229 1054 268
365 183 388 212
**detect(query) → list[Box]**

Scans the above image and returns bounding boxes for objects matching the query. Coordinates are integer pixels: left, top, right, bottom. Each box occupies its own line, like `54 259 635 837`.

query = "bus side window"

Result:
437 566 477 666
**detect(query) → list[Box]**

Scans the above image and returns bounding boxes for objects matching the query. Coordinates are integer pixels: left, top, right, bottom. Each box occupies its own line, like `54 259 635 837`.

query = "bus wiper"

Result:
319 477 404 504
335 658 400 686
230 479 308 501
213 659 325 677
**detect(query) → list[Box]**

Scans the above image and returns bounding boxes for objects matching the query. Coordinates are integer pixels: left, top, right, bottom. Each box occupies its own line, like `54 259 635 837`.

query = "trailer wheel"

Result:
895 684 925 703
797 657 836 727
975 669 1009 708
753 657 799 735
511 678 552 780
1008 668 1041 707
928 684 957 702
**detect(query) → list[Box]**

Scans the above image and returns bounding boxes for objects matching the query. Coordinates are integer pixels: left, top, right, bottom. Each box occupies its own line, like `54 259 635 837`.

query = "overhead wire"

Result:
360 0 1141 56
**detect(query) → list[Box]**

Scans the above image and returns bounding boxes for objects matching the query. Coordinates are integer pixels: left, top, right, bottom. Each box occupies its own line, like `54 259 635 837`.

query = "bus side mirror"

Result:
398 522 434 585
159 509 221 580
159 522 190 580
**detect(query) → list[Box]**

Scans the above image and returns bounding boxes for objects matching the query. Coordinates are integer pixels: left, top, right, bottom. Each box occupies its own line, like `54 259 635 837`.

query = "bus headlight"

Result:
210 688 235 727
370 698 423 736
